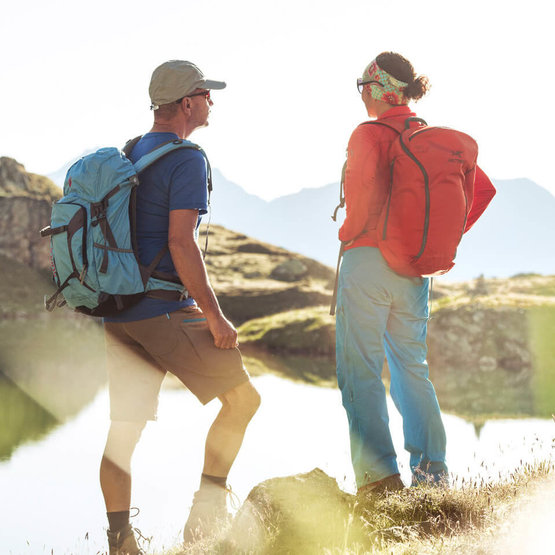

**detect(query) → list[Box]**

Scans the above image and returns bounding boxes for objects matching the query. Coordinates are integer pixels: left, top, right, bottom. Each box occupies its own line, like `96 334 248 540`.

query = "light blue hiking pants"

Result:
336 247 447 488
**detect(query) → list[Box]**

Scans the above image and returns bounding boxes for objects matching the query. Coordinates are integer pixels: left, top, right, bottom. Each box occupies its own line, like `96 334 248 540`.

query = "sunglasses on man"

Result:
176 90 211 104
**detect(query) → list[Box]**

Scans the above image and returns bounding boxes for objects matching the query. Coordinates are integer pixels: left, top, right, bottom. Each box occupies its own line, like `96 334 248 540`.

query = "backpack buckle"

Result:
44 294 55 312
91 214 106 227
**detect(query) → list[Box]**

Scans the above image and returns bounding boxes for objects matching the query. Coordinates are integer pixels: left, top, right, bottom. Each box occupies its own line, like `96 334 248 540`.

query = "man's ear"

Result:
176 98 191 112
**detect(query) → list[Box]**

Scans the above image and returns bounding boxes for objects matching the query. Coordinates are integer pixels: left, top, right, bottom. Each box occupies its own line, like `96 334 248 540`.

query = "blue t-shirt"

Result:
104 132 208 322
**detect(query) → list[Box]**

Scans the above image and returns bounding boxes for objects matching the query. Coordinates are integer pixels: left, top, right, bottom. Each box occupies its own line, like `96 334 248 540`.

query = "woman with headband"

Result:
335 52 494 496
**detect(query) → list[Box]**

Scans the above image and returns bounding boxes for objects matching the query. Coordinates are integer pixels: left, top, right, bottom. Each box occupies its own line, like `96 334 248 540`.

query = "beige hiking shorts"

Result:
104 306 249 421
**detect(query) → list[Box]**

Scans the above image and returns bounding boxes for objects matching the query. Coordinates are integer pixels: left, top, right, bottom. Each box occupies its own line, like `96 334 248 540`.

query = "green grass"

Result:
239 306 335 356
432 275 555 310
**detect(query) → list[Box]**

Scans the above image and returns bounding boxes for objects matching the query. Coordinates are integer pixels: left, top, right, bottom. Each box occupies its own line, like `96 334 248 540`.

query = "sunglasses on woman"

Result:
356 79 383 94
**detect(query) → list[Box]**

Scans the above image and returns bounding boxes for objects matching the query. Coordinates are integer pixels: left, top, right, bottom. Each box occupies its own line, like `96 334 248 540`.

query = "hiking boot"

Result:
357 473 405 497
107 523 145 555
183 484 233 545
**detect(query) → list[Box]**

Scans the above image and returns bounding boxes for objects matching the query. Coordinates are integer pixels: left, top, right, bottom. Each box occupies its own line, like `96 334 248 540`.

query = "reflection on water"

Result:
0 317 107 459
429 305 555 420
243 346 337 386
245 343 555 422
0 374 57 461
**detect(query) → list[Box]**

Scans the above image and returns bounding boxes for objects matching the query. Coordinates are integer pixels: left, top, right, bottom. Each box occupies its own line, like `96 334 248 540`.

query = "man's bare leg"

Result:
184 380 260 542
203 381 261 477
100 421 145 514
100 422 146 554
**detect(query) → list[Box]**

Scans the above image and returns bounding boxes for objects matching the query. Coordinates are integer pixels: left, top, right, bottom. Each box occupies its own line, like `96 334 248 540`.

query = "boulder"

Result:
270 259 308 282
224 468 359 553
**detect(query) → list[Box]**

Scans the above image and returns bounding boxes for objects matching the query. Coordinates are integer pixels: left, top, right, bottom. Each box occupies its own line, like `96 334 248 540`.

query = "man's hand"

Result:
206 313 239 349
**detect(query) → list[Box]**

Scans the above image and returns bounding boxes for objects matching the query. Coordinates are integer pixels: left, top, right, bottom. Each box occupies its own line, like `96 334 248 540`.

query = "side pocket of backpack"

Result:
49 200 99 309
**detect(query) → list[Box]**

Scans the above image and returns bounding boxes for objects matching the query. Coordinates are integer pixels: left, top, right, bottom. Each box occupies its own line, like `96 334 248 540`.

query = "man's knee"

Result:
219 381 261 420
103 421 147 468
107 420 147 442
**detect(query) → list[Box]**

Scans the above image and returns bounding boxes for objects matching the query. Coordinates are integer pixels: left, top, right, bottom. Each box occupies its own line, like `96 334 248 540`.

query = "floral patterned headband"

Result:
358 60 408 105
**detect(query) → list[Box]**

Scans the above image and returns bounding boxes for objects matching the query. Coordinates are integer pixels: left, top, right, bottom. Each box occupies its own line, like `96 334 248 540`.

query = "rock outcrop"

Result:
0 157 61 270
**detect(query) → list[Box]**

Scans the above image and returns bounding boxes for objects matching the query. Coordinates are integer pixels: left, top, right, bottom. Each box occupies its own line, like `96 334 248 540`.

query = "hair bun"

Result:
375 52 430 102
404 75 430 101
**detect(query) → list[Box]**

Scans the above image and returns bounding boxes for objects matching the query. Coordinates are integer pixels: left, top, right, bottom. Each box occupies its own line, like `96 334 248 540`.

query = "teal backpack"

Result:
40 137 211 317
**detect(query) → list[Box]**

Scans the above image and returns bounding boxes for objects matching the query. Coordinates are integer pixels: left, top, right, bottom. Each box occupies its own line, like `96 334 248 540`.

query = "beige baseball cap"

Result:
149 60 226 110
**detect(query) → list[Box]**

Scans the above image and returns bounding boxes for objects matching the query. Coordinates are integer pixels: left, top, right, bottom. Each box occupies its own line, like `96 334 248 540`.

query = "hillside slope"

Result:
201 224 333 323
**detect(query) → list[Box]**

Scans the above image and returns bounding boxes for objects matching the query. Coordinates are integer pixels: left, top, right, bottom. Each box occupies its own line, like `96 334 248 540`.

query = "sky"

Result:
1 0 554 200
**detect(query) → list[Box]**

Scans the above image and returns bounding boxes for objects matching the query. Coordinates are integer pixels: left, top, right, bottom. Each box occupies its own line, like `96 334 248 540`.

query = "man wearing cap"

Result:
100 60 260 554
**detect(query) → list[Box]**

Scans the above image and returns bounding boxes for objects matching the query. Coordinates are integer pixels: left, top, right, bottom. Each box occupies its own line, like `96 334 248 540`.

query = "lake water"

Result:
1 372 554 555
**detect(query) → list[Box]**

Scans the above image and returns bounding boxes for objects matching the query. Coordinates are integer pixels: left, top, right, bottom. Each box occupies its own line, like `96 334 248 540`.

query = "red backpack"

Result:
370 117 478 277
330 117 478 314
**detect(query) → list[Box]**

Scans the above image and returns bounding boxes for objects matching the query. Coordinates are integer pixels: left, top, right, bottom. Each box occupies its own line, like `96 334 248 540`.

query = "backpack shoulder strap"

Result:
330 119 404 222
360 119 403 134
129 138 214 269
132 139 203 174
131 138 213 197
361 117 428 134
122 135 142 157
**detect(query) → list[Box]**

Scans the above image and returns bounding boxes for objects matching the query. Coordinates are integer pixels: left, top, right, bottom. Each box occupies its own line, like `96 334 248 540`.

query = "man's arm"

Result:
168 208 238 349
